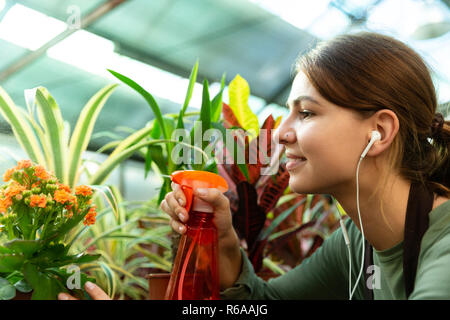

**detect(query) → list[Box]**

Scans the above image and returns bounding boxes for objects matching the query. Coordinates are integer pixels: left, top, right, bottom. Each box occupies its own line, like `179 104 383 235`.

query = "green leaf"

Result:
90 185 119 222
228 75 259 141
211 73 226 122
200 78 211 150
14 279 32 293
67 84 118 188
257 198 306 241
177 60 199 130
89 139 172 185
34 87 68 183
4 239 42 258
107 69 176 172
22 262 63 300
0 254 26 273
98 261 115 298
107 70 168 141
0 277 16 300
0 246 13 254
108 125 152 159
0 86 46 165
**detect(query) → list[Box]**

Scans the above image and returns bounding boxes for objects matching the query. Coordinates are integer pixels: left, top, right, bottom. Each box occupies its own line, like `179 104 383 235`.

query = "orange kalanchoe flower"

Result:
3 168 15 182
75 185 93 197
0 197 12 214
34 165 50 181
54 189 75 204
58 183 71 193
17 160 32 170
29 194 47 208
5 182 26 198
83 205 97 226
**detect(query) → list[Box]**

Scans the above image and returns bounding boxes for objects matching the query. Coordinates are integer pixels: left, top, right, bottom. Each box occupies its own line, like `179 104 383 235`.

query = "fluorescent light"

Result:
249 0 331 30
0 3 273 112
47 30 116 75
0 4 66 50
0 0 6 12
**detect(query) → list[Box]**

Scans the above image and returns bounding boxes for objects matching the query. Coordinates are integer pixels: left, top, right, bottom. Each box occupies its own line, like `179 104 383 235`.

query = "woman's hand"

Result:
160 182 234 240
58 281 111 300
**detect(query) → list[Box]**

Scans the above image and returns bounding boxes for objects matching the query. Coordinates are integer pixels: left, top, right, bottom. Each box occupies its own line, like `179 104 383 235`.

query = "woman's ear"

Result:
366 109 399 157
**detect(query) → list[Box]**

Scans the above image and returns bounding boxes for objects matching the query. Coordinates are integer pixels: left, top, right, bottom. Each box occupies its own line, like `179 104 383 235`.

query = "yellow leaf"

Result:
228 75 259 141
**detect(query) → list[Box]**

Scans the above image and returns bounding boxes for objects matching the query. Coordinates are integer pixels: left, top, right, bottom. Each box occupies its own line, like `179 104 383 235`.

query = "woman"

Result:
59 32 449 300
161 32 450 300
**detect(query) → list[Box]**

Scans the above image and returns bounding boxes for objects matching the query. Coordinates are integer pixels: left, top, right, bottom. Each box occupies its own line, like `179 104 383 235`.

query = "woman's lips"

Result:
286 158 307 170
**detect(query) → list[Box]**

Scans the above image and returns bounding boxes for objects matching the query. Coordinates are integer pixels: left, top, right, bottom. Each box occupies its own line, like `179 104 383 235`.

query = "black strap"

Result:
403 181 433 297
363 181 433 299
363 240 374 300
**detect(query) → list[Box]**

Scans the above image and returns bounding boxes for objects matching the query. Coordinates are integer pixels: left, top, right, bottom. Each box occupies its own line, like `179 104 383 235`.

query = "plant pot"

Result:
12 291 33 300
147 273 171 300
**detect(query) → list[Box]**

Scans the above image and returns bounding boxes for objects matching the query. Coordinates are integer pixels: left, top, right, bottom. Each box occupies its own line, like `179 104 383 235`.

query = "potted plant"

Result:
0 160 100 300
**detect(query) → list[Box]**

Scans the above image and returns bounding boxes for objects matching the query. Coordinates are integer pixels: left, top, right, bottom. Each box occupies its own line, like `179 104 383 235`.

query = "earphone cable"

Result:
350 157 366 300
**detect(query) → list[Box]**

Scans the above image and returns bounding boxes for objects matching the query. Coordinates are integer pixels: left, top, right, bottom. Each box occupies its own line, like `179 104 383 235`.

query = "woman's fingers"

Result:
84 281 111 300
58 293 78 300
170 218 186 234
160 188 188 222
171 182 186 207
58 282 110 300
194 188 230 212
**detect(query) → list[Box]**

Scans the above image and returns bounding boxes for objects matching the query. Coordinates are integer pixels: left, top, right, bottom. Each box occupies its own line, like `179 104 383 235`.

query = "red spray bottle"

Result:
165 170 229 300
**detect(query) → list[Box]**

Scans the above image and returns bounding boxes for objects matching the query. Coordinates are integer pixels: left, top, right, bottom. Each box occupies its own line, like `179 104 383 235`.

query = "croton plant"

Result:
217 82 340 274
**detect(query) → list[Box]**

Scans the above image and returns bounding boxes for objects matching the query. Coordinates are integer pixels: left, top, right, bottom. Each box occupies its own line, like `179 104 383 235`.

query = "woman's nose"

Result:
273 126 296 145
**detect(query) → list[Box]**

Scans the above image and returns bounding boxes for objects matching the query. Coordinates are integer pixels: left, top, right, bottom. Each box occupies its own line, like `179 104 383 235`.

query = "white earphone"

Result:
340 130 381 300
361 130 382 159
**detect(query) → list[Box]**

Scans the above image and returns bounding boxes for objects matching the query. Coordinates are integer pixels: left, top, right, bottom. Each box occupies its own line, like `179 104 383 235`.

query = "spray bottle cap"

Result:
170 170 229 214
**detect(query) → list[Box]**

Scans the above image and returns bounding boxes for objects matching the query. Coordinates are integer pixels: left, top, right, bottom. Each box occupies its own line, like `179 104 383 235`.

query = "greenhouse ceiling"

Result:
0 0 450 152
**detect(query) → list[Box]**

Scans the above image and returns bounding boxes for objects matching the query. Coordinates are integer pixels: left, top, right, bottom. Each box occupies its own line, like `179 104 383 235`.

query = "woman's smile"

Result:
285 150 307 171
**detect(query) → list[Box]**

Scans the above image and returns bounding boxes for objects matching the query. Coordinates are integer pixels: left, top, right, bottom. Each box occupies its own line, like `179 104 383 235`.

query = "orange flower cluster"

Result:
83 205 97 226
30 194 47 208
0 160 97 227
75 185 93 197
54 189 76 205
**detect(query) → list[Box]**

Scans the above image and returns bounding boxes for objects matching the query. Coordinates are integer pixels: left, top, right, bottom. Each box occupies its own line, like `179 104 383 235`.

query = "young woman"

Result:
59 32 449 300
161 32 450 300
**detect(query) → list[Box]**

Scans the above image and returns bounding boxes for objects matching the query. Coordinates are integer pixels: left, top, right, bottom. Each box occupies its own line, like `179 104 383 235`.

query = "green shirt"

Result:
220 199 450 300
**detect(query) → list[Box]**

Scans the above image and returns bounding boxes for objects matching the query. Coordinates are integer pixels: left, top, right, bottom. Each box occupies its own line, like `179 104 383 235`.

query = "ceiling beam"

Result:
0 0 128 83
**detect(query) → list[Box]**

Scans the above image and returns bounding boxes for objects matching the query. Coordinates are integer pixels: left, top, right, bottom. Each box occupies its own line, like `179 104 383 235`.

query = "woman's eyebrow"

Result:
286 95 321 110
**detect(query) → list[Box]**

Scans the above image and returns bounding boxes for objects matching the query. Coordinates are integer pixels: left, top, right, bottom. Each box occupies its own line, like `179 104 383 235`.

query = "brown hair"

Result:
295 32 449 216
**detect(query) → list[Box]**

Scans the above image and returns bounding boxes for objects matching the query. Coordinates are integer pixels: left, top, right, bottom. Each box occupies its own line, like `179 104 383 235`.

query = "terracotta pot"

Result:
147 273 171 300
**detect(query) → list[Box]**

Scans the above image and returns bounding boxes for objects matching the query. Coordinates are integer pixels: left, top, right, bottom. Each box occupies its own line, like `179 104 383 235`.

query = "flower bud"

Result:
31 187 41 194
22 190 31 197
46 184 58 192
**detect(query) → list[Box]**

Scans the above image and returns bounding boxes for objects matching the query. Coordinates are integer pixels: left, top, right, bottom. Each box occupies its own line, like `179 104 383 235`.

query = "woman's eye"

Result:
298 111 313 119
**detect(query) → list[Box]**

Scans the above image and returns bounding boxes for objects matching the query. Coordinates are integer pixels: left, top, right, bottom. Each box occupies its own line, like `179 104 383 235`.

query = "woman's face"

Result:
274 71 371 196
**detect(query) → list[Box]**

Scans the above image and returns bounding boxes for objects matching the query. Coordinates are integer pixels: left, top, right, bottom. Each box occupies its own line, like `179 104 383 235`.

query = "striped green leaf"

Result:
108 125 152 159
90 185 119 222
67 84 118 188
0 86 46 165
34 87 67 182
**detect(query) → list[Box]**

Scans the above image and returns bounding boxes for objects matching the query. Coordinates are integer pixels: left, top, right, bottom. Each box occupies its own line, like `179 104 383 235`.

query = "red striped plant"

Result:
217 89 341 274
